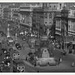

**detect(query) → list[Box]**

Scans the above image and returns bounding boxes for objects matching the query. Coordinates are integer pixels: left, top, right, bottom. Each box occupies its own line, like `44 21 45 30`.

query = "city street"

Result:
0 3 75 72
0 22 75 72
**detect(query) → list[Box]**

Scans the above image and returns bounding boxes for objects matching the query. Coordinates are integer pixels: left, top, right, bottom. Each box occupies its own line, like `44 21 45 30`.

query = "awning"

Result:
20 23 31 28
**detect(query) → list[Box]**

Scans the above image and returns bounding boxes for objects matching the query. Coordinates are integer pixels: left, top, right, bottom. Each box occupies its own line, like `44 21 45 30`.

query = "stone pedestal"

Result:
42 48 50 58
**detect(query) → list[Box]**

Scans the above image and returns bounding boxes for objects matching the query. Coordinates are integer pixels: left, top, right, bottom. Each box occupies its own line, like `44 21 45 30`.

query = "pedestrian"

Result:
69 42 73 54
48 41 54 57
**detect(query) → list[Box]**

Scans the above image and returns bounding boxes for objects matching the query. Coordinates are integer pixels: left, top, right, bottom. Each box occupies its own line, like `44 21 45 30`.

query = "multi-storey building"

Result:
3 7 11 19
42 3 64 38
55 5 68 42
61 3 75 37
9 3 20 21
32 7 44 35
0 3 10 19
68 9 75 36
62 3 75 43
19 3 42 28
43 3 57 27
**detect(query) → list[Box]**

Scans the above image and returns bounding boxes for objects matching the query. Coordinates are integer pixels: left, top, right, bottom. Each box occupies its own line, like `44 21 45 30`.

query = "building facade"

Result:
32 7 44 35
68 10 75 36
42 3 64 38
19 3 42 27
65 3 75 36
43 3 58 27
0 4 2 18
9 4 20 21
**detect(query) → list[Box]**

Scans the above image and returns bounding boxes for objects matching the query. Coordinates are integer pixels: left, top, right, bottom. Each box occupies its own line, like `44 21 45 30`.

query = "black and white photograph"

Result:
0 1 75 72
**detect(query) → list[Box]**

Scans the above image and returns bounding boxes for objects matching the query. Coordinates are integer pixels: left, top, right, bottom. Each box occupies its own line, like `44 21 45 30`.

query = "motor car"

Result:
9 48 13 51
17 63 25 72
2 48 7 54
4 52 11 60
13 52 20 60
4 59 11 67
15 43 21 50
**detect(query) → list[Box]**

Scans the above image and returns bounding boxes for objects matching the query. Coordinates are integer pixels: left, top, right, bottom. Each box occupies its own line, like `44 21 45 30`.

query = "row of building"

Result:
0 3 64 26
0 3 75 41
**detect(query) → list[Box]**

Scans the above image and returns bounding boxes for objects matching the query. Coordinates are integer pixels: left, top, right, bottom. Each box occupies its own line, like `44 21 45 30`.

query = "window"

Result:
49 22 51 24
50 5 51 8
45 22 47 24
74 12 75 17
40 16 43 18
68 25 70 28
44 13 47 18
44 3 47 8
49 3 51 7
49 13 52 18
56 20 61 29
54 5 56 8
